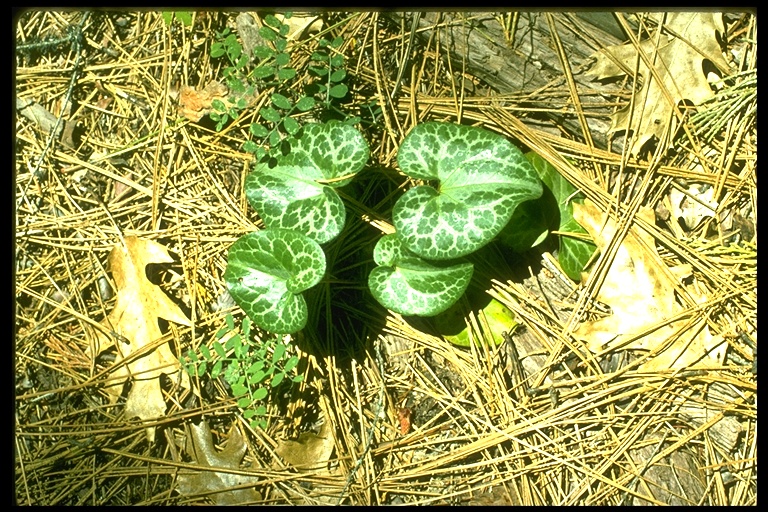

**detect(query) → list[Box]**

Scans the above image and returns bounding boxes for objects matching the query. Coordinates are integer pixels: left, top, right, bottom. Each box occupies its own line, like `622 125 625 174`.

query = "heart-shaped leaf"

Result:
394 122 542 260
283 121 369 188
224 229 326 334
368 234 473 317
245 167 346 244
245 122 369 244
525 152 597 281
496 189 555 253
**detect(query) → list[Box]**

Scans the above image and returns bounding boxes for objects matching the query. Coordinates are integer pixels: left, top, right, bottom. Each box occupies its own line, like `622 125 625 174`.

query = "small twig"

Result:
19 12 90 199
502 330 529 402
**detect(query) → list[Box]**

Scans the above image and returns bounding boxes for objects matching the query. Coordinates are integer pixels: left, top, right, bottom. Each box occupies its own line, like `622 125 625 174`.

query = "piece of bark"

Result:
627 441 706 505
236 12 265 64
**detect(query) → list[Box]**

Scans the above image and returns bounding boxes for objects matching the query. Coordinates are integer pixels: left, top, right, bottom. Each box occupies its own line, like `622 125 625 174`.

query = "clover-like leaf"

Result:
394 122 542 260
224 229 326 334
271 93 292 110
329 83 348 99
295 96 316 112
525 152 596 281
282 115 300 135
245 122 369 244
368 234 473 317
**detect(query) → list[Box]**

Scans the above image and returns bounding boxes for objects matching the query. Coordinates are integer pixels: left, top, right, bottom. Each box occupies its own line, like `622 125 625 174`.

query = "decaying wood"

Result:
384 12 627 150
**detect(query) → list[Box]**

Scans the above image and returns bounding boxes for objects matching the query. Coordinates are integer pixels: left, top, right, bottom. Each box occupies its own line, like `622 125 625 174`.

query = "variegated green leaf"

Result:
283 121 369 188
245 121 369 244
224 229 326 334
368 234 473 316
394 122 542 260
245 166 346 244
524 152 597 281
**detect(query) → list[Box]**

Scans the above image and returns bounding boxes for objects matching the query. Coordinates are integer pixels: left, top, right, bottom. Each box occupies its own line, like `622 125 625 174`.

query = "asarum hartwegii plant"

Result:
224 120 594 334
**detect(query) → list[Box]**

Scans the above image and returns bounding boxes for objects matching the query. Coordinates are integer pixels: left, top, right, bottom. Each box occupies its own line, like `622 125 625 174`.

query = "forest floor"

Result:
15 11 756 505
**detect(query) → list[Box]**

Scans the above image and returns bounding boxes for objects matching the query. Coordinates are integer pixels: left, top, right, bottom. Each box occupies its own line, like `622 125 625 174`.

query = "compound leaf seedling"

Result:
245 121 369 244
393 122 543 260
368 234 474 316
180 312 303 430
224 229 326 334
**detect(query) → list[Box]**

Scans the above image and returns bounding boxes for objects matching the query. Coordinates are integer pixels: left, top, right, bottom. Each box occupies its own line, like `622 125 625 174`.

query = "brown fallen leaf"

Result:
176 81 229 122
176 80 261 122
571 200 725 372
588 13 731 155
16 97 78 148
669 184 717 231
274 13 323 40
275 396 335 471
88 236 191 442
177 420 262 505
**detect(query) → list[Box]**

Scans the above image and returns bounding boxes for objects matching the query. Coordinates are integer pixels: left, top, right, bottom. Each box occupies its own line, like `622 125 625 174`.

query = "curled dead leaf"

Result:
275 397 335 471
274 13 323 40
669 184 717 231
571 200 725 371
87 236 191 442
176 81 229 122
176 80 262 123
16 97 79 148
177 420 262 505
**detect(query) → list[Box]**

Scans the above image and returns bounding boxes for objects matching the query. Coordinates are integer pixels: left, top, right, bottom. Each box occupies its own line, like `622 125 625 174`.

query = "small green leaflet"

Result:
271 93 292 110
394 122 542 260
224 229 326 334
162 11 193 27
368 234 474 316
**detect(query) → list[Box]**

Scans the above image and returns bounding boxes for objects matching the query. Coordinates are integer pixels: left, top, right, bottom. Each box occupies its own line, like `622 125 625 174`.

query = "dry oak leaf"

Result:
571 200 725 372
274 13 323 40
88 236 190 442
177 420 262 505
16 97 78 148
669 184 718 231
588 13 731 155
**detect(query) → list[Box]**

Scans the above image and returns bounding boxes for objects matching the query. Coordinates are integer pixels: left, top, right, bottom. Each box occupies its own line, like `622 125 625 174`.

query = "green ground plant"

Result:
187 119 596 426
306 35 356 115
180 313 303 430
498 151 597 281
195 15 597 417
208 12 358 161
224 120 596 335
